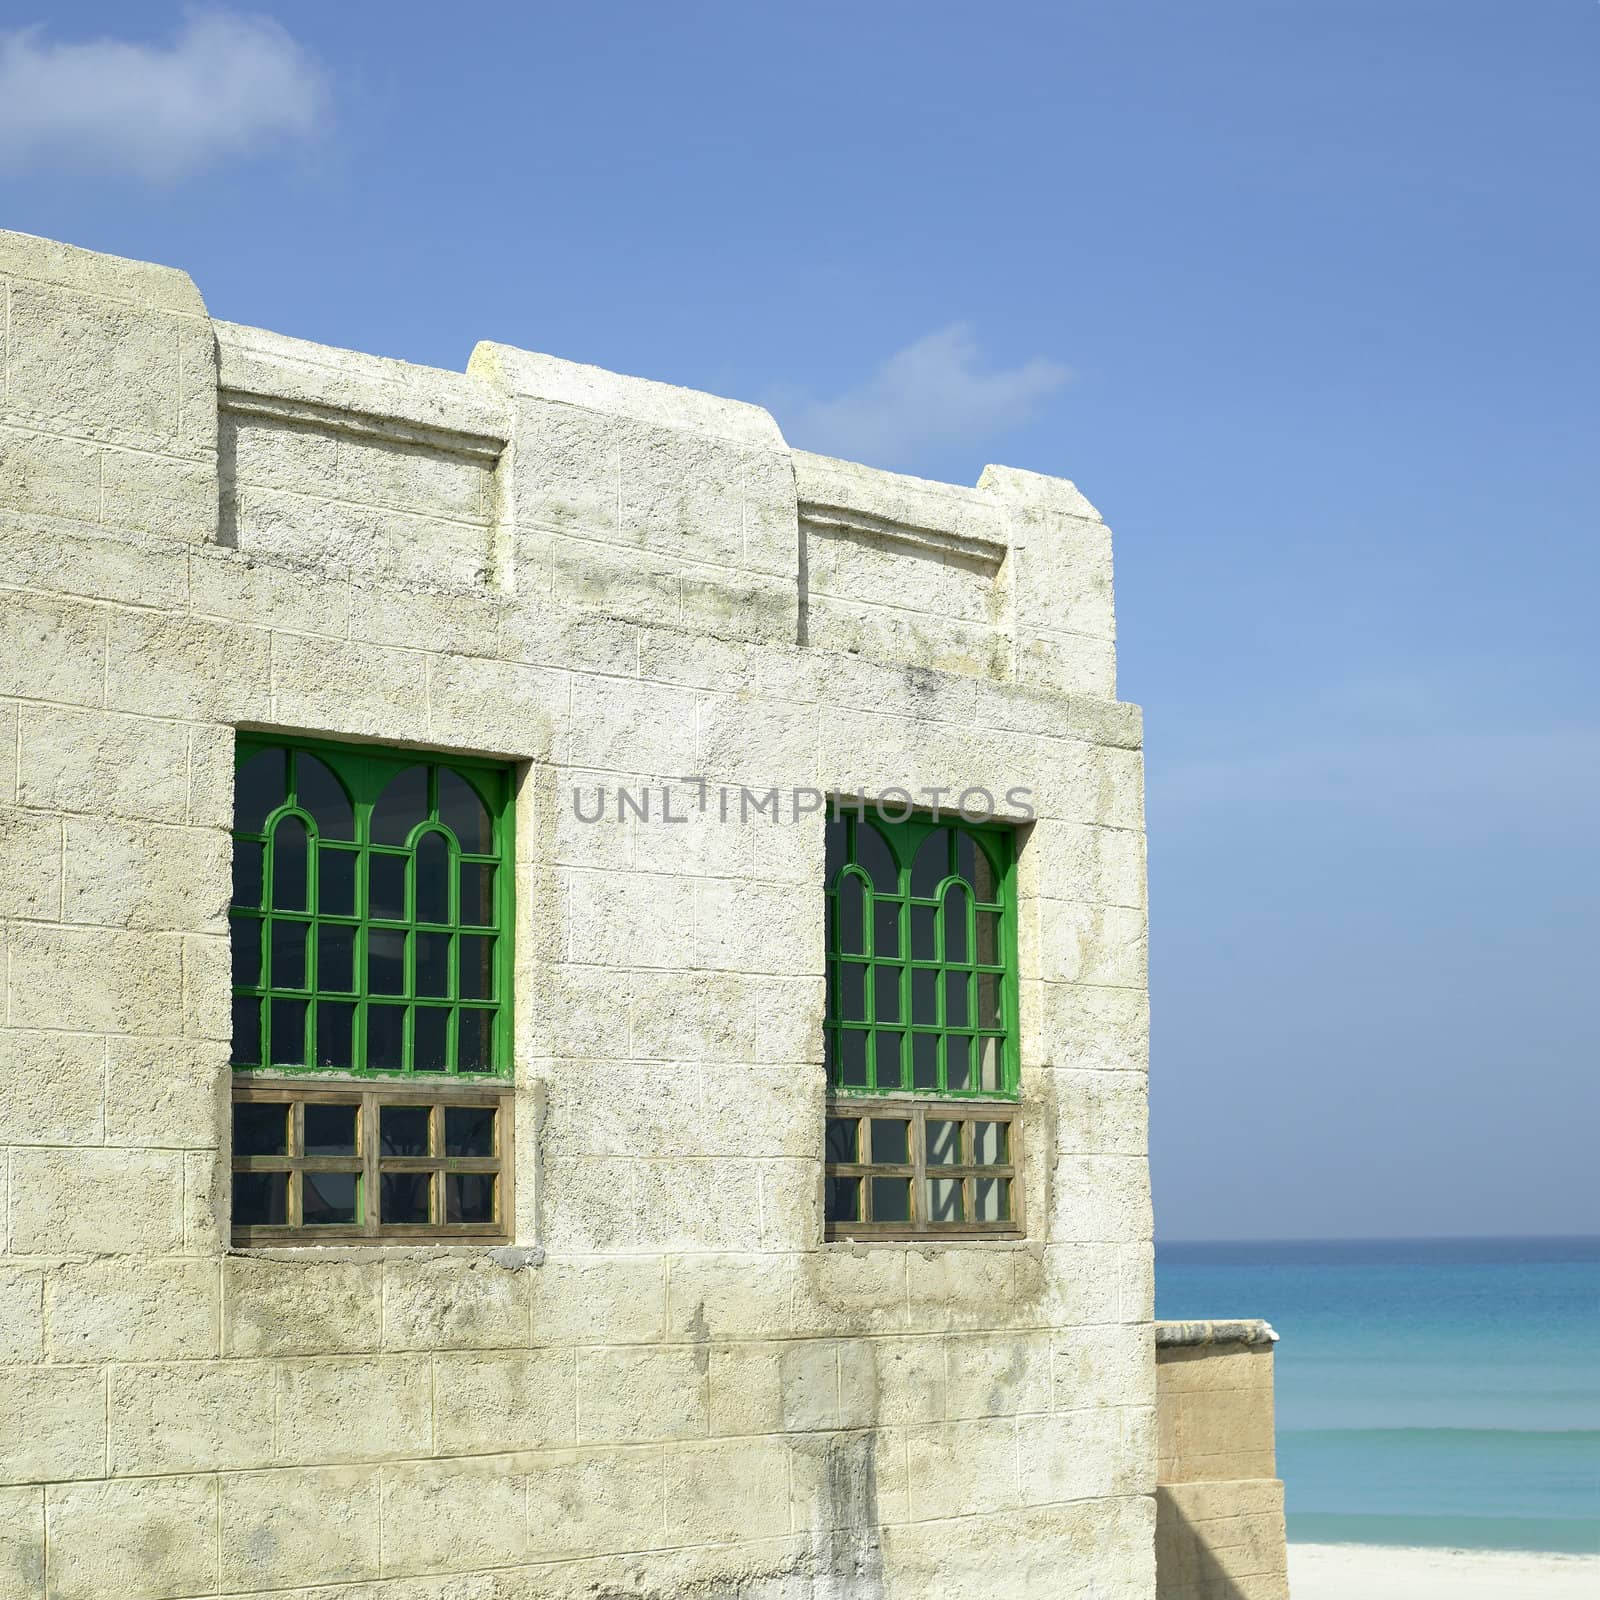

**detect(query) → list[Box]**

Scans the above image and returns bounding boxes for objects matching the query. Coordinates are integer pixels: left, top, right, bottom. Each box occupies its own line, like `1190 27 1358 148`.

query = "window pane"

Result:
380 1172 432 1224
414 1006 449 1072
270 920 307 991
232 1171 287 1226
368 929 405 996
231 916 262 988
414 832 450 925
910 904 936 961
911 1032 938 1089
955 831 997 902
446 1173 496 1224
977 1034 1002 1091
460 863 495 927
304 1103 357 1156
445 1106 495 1157
295 755 354 840
824 1117 858 1163
872 900 899 959
873 1031 904 1091
234 748 287 833
233 1101 288 1156
381 1105 431 1156
870 1120 910 1165
944 970 970 1027
836 1029 868 1088
973 1177 1010 1223
271 816 309 912
837 962 866 1023
927 1177 964 1222
946 1035 973 1093
873 965 900 1024
870 1177 911 1222
854 823 899 893
268 999 307 1066
911 969 937 1025
825 1176 860 1222
836 874 866 955
368 854 406 921
231 997 261 1066
318 925 355 993
910 830 950 898
975 910 1002 966
438 769 493 853
458 935 493 1001
372 765 428 846
232 841 263 908
367 1004 405 1071
319 849 356 917
977 972 1001 1030
972 1122 1008 1165
303 1171 359 1225
941 883 970 963
926 1120 960 1166
416 933 451 998
458 1010 494 1073
317 1001 355 1070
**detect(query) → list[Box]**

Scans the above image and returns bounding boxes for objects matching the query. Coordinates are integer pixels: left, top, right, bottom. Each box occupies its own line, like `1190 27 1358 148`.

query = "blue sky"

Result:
4 2 1595 1239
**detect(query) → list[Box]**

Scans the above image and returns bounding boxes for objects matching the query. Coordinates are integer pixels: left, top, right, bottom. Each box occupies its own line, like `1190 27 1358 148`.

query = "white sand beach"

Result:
1289 1543 1600 1598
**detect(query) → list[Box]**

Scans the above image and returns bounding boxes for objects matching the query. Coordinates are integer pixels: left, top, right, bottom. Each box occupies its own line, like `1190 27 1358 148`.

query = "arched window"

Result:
229 737 514 1243
823 810 1020 1238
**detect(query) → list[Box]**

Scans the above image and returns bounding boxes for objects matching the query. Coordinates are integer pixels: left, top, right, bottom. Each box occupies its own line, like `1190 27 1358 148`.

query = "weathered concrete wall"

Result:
0 228 1153 1599
1153 1322 1289 1600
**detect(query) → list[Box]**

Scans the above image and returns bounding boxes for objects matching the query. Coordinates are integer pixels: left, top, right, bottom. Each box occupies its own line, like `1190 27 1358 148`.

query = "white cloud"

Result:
0 12 327 181
782 323 1070 468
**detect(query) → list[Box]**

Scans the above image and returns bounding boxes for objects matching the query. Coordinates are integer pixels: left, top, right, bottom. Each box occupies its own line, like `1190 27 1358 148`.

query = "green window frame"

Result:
824 811 1019 1100
229 735 516 1081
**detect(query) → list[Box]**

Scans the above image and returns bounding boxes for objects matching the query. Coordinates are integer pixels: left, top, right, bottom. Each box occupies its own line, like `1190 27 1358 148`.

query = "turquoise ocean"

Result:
1154 1235 1600 1553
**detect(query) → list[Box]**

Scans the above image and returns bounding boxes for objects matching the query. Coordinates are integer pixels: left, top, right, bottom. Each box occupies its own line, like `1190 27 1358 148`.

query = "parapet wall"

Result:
1153 1321 1289 1600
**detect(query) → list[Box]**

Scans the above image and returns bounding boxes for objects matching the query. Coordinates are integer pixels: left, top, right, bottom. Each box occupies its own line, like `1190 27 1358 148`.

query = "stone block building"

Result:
0 229 1282 1599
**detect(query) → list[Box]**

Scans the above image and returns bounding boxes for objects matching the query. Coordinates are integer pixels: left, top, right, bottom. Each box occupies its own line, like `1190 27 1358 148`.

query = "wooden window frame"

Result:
232 1077 513 1244
823 1097 1022 1240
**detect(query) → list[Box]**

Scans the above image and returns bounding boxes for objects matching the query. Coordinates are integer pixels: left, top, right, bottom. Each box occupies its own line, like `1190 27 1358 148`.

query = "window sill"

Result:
225 1242 543 1267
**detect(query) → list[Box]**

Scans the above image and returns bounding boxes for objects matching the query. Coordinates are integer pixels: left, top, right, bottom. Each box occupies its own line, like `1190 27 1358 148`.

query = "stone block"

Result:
0 1366 104 1484
0 1030 103 1147
45 1474 217 1600
99 451 216 543
566 868 698 970
46 1257 219 1363
0 1268 43 1364
529 1254 666 1346
1017 1407 1123 1505
578 1345 708 1444
219 1465 381 1591
102 1037 225 1149
104 610 270 723
566 676 697 779
275 1356 432 1464
426 654 564 759
8 1146 184 1255
16 705 190 824
381 1257 531 1351
0 1484 43 1598
61 818 230 932
668 1253 795 1342
0 590 106 709
189 546 351 639
628 970 759 1062
1051 1153 1153 1244
1051 1070 1150 1157
434 1349 576 1454
222 1258 382 1357
905 1417 1018 1520
379 1455 530 1577
525 1446 664 1560
0 807 60 920
7 924 183 1037
108 1361 275 1476
791 1249 908 1338
789 1424 909 1531
1039 980 1149 1073
633 1156 765 1252
0 700 15 804
840 1337 946 1429
1039 900 1148 988
267 633 430 746
944 1331 1052 1419
663 1437 792 1545
0 426 102 524
1052 1322 1156 1410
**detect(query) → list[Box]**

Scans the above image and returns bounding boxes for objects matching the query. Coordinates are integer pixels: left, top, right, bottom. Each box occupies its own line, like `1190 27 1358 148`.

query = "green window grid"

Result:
824 811 1019 1099
229 735 515 1080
